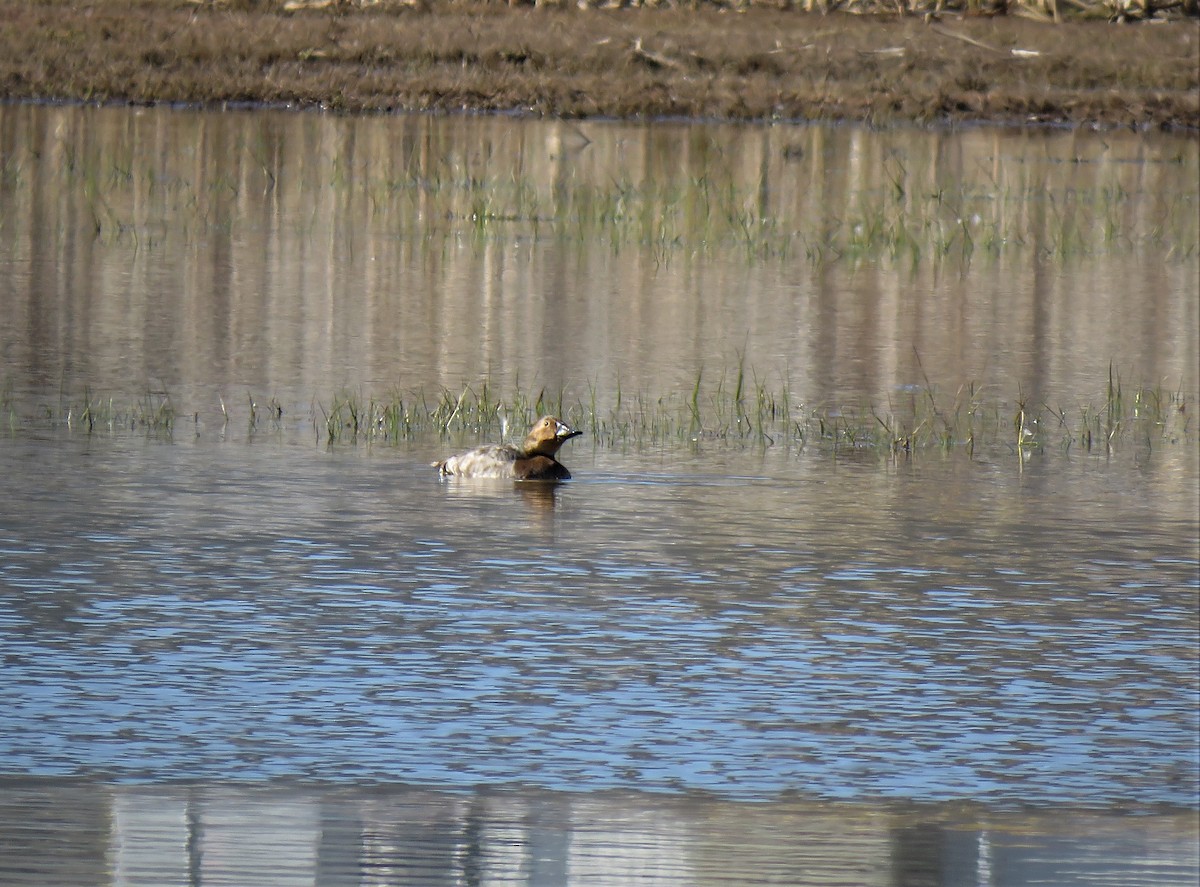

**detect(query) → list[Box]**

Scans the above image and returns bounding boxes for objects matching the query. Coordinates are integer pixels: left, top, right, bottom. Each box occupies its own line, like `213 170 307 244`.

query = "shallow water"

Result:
0 434 1197 884
2 434 1197 806
0 104 1198 884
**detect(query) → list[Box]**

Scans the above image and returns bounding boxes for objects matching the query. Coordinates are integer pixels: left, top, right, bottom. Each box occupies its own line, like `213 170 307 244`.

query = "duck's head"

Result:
522 416 582 457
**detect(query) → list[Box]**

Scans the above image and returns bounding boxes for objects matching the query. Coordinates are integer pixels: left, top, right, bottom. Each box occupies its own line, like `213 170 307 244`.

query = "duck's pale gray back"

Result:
434 444 520 478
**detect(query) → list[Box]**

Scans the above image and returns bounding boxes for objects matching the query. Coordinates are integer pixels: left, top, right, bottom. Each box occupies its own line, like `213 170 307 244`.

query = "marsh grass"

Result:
9 374 1190 460
309 369 1193 459
17 384 181 435
5 367 1192 458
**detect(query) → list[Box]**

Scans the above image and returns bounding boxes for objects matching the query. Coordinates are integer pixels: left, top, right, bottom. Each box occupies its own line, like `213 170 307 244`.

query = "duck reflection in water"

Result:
433 416 582 481
437 472 565 516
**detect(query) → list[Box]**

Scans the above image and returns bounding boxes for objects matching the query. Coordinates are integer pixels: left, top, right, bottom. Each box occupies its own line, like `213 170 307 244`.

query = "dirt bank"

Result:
1 0 1197 128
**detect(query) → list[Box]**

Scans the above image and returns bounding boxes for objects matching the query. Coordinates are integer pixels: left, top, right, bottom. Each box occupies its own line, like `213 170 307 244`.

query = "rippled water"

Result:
0 103 1198 884
2 435 1196 808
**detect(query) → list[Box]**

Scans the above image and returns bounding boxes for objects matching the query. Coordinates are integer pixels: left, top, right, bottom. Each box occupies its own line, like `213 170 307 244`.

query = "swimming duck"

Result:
433 416 582 481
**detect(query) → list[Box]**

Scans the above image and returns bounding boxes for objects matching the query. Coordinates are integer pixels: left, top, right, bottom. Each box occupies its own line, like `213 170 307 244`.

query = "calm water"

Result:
0 104 1198 885
1 104 1197 415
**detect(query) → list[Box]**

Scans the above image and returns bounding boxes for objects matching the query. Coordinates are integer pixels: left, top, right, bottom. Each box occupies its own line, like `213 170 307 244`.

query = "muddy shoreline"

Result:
1 1 1197 128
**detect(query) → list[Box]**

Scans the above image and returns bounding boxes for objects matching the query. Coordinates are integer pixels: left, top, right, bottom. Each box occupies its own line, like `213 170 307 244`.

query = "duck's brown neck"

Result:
522 437 562 458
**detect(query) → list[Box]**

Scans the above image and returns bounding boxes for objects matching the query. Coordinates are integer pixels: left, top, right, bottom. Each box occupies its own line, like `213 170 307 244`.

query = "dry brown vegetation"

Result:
0 0 1197 126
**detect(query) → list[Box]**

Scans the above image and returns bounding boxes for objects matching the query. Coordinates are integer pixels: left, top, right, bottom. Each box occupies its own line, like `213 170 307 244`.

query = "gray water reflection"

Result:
1 435 1196 808
0 780 1196 887
0 104 1196 424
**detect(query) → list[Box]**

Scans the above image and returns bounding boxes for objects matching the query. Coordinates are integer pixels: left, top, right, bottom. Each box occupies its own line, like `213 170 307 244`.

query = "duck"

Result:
433 416 583 481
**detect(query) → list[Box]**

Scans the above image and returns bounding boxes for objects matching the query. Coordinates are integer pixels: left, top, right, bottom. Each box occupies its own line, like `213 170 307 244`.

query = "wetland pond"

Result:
0 104 1198 885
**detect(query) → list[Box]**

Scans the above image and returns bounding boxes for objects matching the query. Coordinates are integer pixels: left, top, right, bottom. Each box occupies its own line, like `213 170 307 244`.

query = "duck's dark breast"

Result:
513 456 571 481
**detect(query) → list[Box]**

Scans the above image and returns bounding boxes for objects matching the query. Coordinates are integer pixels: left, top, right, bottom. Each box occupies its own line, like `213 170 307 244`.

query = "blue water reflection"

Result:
1 436 1196 808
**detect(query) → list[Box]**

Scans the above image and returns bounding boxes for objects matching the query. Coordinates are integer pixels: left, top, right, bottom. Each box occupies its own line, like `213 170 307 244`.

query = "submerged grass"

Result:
379 156 1198 265
28 137 1199 268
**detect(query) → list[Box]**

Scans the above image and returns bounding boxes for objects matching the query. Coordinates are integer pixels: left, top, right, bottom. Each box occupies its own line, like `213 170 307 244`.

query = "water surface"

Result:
2 433 1196 806
0 104 1197 885
1 780 1197 887
1 104 1196 419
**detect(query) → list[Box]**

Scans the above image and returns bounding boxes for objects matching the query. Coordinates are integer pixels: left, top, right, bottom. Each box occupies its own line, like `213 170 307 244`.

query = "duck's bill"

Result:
556 424 583 441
